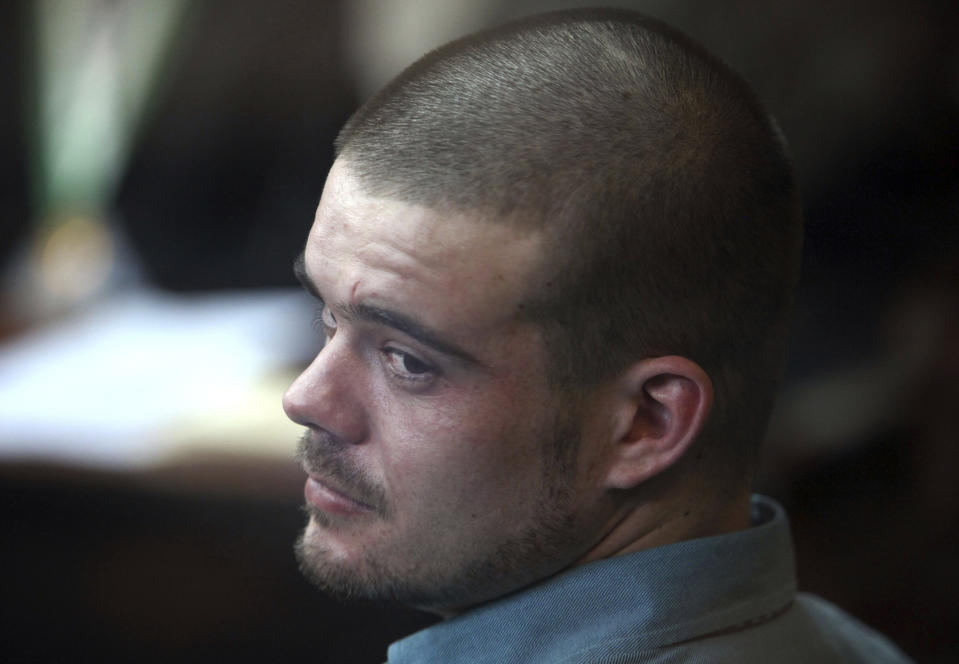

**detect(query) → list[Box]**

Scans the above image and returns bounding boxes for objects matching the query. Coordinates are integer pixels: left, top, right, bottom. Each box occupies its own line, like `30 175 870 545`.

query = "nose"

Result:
282 337 368 444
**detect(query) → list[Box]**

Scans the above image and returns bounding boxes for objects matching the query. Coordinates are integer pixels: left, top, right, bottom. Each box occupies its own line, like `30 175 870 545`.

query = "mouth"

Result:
296 429 384 517
304 471 376 516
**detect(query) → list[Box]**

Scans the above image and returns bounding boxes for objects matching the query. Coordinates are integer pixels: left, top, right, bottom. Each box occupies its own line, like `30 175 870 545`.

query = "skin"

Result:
284 159 750 617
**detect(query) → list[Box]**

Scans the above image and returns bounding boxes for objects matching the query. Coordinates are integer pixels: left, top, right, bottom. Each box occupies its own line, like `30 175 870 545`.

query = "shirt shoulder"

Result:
554 594 913 664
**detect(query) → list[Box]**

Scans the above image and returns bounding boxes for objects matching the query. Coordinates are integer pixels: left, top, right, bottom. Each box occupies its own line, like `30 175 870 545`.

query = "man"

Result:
283 8 911 663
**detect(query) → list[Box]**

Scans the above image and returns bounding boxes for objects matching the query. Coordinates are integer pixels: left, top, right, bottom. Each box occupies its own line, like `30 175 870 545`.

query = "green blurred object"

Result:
22 0 187 313
33 0 187 217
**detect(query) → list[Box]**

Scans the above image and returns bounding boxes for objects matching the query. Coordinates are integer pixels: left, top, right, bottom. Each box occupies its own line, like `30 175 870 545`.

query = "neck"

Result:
574 482 752 566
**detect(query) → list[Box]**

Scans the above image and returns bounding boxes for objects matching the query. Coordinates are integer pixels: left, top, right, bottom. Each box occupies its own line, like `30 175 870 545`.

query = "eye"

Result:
312 303 337 340
383 347 436 383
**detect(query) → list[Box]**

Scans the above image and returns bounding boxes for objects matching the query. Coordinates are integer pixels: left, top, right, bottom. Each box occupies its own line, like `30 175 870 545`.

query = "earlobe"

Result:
605 356 713 490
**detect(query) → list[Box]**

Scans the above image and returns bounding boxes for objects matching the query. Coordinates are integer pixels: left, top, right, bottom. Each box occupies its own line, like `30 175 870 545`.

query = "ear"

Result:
603 356 713 490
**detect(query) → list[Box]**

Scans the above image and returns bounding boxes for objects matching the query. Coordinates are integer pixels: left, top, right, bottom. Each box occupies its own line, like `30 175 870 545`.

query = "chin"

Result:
294 525 377 602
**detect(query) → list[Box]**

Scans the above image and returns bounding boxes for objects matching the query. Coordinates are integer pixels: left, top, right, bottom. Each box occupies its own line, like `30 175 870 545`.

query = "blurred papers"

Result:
0 288 316 468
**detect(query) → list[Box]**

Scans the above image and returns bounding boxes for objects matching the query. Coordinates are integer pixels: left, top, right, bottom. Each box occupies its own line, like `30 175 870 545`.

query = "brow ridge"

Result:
292 253 478 365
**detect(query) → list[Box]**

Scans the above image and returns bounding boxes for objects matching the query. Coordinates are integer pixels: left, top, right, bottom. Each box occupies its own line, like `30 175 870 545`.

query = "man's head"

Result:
337 8 802 482
285 8 802 615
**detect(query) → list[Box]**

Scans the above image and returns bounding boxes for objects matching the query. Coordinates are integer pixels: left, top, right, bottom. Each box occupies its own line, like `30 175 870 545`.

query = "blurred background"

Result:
1 0 956 661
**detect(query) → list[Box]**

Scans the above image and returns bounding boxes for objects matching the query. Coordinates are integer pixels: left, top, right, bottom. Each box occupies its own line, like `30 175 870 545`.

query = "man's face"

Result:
283 161 611 614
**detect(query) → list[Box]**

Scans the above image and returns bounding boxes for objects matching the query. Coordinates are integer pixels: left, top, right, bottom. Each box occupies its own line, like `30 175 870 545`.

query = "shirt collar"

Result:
387 495 797 664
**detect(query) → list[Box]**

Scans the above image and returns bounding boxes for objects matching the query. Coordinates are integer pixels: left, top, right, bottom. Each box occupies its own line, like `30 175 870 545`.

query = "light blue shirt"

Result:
386 496 912 663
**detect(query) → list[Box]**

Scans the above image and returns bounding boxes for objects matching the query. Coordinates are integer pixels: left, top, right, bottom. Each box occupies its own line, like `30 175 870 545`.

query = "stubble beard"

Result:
293 415 590 614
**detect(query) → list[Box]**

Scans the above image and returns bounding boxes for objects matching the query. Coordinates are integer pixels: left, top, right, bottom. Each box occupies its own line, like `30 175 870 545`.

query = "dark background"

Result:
2 0 957 661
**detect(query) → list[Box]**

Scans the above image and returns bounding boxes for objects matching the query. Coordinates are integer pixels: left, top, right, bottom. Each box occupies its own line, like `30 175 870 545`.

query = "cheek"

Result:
376 384 550 507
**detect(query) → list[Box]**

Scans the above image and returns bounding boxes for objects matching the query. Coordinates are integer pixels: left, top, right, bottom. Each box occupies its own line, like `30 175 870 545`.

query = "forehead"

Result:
305 160 547 330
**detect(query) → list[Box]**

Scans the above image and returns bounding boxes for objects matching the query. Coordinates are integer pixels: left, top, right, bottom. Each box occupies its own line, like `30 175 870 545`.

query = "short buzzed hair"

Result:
335 8 803 488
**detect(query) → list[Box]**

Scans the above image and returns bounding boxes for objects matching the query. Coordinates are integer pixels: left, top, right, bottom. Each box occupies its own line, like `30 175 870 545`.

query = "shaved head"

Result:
335 8 802 489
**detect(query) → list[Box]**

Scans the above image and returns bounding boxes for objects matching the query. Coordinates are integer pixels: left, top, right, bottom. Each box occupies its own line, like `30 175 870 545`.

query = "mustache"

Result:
295 429 388 515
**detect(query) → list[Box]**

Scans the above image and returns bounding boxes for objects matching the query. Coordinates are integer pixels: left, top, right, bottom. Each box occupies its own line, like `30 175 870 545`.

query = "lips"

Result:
296 429 385 516
304 473 375 516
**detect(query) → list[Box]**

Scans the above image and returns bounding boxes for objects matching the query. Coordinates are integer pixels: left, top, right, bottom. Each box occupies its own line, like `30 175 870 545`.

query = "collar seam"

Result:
553 585 796 663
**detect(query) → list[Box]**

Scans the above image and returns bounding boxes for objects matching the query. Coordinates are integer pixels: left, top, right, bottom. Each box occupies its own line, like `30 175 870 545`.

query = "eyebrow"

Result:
293 253 321 299
293 253 479 365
